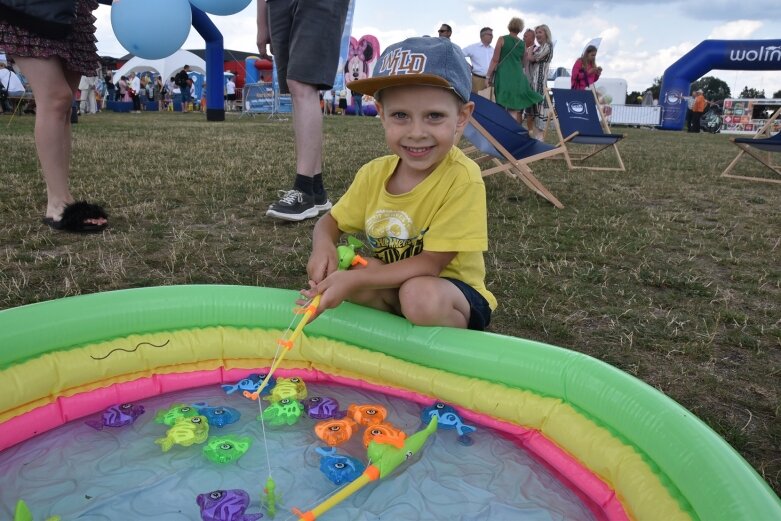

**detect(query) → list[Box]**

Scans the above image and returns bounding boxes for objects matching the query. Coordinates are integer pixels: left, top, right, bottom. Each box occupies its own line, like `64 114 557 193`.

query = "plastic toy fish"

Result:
243 296 320 402
258 398 304 426
196 489 264 521
155 415 210 452
315 447 366 486
193 403 242 428
85 403 145 431
293 417 438 520
337 235 368 270
154 403 198 426
202 434 253 464
421 402 477 446
222 373 276 396
265 377 307 403
302 396 343 420
362 422 407 448
347 404 387 426
262 476 278 518
13 499 60 521
314 417 358 446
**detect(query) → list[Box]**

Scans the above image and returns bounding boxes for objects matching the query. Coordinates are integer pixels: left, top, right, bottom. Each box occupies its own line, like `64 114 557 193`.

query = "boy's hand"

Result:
298 270 361 322
307 243 338 284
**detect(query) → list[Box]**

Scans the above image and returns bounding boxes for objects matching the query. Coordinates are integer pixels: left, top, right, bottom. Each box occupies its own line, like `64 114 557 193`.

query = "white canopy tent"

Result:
112 49 205 83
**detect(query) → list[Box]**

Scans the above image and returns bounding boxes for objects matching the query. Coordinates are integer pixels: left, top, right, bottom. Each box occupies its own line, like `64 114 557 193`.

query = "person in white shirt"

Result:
129 71 141 112
225 76 236 110
78 74 98 114
461 27 494 93
0 60 25 96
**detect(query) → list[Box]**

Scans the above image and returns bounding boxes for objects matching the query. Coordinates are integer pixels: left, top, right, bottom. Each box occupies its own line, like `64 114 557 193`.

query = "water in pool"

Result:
0 380 596 520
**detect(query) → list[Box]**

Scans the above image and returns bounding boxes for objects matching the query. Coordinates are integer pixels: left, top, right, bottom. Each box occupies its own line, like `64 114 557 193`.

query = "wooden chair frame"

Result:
545 86 626 172
720 106 781 185
462 116 565 208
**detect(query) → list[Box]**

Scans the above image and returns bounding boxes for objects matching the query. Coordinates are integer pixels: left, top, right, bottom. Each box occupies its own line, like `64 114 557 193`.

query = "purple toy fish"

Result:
85 403 145 431
196 489 263 521
303 396 344 420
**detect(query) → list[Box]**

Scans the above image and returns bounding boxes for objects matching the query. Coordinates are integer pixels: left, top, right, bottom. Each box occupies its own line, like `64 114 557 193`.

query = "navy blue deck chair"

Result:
547 87 625 171
721 106 781 184
462 92 565 208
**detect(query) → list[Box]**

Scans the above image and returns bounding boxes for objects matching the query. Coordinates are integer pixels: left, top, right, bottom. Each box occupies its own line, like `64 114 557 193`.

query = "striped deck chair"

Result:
462 92 565 209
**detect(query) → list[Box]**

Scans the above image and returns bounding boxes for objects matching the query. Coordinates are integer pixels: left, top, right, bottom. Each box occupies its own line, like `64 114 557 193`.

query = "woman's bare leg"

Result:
11 56 104 225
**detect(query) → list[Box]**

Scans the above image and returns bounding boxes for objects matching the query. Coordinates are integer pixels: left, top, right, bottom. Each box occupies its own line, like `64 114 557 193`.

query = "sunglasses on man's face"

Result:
438 29 449 34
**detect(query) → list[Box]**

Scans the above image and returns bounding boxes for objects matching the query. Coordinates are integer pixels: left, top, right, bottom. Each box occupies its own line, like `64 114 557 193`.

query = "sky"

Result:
91 0 781 97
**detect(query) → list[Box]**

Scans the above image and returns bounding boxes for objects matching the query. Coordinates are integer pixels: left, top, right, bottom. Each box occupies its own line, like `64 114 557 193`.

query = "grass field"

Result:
1 110 779 496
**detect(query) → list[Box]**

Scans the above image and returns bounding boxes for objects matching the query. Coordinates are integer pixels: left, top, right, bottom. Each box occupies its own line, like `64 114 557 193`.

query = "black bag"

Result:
0 0 77 39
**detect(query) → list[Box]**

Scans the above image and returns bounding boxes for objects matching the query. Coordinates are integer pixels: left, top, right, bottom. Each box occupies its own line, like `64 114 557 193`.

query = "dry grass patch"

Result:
1 111 779 494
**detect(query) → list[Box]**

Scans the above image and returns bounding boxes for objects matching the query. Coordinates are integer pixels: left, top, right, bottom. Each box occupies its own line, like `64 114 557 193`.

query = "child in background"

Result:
301 37 496 330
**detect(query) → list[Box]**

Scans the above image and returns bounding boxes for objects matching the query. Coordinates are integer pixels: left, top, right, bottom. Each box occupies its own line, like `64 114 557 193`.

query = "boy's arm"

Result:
308 250 456 319
307 212 342 284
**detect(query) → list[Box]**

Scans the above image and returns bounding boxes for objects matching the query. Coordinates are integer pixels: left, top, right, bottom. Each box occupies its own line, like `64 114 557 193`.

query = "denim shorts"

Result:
444 278 492 331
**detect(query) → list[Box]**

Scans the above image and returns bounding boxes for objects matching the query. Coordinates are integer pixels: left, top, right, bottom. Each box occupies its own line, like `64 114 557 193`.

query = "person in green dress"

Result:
486 17 543 123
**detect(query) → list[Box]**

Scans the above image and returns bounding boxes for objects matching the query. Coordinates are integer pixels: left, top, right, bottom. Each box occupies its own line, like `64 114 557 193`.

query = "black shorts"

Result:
267 0 350 93
444 278 492 331
225 94 236 101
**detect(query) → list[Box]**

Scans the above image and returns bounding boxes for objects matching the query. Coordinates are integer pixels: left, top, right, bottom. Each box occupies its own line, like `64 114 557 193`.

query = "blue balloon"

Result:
111 0 192 60
188 0 251 16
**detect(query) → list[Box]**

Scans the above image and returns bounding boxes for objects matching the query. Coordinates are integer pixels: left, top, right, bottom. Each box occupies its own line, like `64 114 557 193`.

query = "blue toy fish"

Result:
421 402 477 446
315 447 366 486
85 403 145 431
221 373 276 396
196 489 263 521
192 402 242 428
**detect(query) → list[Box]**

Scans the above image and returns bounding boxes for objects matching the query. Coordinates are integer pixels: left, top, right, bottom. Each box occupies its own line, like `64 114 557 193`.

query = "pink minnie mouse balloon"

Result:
111 0 191 60
188 0 251 16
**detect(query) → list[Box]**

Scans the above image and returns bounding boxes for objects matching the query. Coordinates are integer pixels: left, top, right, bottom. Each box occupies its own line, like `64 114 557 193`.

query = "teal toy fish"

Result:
202 434 253 464
259 398 304 426
154 403 199 426
155 415 210 452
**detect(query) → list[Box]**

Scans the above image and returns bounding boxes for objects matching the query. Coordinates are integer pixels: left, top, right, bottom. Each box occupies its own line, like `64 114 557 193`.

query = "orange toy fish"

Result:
314 417 358 446
347 404 387 426
362 422 407 448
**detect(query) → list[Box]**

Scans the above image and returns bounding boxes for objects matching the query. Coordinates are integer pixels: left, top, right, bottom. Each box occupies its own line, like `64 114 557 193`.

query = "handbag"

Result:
0 0 77 39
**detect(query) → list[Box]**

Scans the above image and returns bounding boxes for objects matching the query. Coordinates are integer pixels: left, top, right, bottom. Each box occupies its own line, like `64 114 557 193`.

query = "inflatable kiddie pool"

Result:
0 285 779 519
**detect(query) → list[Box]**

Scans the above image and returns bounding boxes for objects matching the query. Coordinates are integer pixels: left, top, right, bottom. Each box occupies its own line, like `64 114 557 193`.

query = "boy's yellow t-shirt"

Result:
330 147 497 310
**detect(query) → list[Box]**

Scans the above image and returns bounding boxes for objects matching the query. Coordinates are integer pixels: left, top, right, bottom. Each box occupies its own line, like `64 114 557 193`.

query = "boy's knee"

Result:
398 279 444 325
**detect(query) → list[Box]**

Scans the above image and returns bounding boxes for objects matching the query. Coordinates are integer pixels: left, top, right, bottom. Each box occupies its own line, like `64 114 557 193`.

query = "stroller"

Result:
700 103 723 134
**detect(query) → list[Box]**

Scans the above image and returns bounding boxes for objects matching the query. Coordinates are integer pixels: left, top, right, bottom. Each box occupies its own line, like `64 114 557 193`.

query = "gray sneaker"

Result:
266 189 319 221
314 189 332 213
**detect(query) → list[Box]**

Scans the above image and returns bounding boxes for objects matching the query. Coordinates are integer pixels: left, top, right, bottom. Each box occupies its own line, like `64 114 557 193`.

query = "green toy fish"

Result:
155 415 209 452
259 398 305 426
154 403 199 426
337 236 367 270
202 434 253 464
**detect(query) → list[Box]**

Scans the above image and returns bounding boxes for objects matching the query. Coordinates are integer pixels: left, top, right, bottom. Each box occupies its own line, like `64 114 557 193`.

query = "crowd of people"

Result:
460 18 560 139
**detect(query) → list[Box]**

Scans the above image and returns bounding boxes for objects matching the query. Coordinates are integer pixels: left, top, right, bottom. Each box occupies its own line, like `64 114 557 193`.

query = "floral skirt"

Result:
0 0 100 76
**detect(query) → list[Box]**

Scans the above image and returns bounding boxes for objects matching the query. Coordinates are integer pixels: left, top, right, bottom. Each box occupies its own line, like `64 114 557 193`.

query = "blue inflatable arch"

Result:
659 39 781 130
97 0 226 121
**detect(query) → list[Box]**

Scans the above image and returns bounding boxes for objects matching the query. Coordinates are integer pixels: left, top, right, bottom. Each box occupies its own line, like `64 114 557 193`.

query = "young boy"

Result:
302 37 496 330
